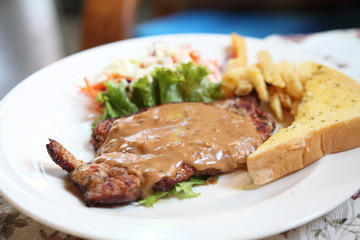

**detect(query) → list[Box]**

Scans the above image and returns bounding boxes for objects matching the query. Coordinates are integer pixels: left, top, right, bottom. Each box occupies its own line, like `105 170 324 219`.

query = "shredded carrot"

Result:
80 73 133 102
81 77 98 100
189 50 201 65
91 81 106 91
171 54 177 64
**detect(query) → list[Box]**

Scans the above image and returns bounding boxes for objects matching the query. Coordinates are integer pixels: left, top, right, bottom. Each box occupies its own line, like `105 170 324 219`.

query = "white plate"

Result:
0 34 359 240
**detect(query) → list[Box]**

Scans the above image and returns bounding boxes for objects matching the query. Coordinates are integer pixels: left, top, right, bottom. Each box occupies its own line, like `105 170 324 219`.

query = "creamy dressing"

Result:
95 102 262 197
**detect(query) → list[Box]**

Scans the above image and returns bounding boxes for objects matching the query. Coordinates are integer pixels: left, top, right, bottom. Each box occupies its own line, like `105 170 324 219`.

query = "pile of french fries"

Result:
222 33 313 121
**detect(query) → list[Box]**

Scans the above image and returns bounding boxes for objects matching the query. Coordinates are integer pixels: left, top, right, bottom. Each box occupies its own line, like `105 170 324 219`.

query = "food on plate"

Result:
222 45 309 121
224 33 247 73
80 43 222 125
222 33 248 96
222 66 269 102
247 62 360 185
46 33 359 208
47 95 275 206
257 50 285 88
269 92 283 122
276 60 303 99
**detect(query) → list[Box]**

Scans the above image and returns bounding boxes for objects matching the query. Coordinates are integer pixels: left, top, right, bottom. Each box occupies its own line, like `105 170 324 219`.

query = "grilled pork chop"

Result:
46 94 275 206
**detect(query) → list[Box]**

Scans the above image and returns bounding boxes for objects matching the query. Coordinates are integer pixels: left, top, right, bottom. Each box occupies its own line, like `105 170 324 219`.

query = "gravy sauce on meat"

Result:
95 102 262 197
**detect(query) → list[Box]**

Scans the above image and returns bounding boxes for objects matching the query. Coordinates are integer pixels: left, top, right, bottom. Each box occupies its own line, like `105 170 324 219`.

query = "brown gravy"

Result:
95 102 262 197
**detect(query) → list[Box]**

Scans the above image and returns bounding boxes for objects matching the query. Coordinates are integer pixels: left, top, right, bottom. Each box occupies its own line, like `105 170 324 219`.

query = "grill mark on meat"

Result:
47 94 275 206
90 119 113 151
47 139 142 206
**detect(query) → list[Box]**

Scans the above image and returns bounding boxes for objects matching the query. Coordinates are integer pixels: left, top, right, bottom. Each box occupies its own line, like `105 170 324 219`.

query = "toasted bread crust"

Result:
248 117 360 184
247 62 360 185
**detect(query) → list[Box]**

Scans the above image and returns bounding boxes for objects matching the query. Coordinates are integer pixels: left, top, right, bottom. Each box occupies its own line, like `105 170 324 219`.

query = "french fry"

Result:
269 93 283 121
235 79 253 96
269 86 290 108
278 91 292 109
221 68 248 97
246 66 269 101
221 81 236 98
225 58 246 73
290 100 300 116
225 34 247 73
223 66 269 100
257 50 285 88
277 60 303 99
222 34 311 121
231 33 246 66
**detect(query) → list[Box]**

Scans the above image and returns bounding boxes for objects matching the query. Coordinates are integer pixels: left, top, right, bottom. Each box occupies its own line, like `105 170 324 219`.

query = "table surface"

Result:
1 28 360 240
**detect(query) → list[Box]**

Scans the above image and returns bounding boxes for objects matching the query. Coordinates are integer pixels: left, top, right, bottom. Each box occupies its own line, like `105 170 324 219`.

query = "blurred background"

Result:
0 0 359 99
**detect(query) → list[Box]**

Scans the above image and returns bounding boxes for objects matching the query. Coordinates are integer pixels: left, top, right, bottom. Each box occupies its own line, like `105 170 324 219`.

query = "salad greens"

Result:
131 76 156 109
96 80 138 119
138 176 205 207
96 62 222 122
179 62 222 102
153 66 184 104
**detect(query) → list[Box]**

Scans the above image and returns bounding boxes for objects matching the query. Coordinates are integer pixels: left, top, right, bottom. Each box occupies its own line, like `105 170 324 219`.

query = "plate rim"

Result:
0 33 359 240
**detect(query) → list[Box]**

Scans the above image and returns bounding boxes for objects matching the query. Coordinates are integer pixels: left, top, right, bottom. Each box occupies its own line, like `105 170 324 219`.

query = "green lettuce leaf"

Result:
138 191 169 208
96 80 138 119
138 176 205 207
152 67 184 104
172 176 204 199
131 76 156 109
179 62 222 102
